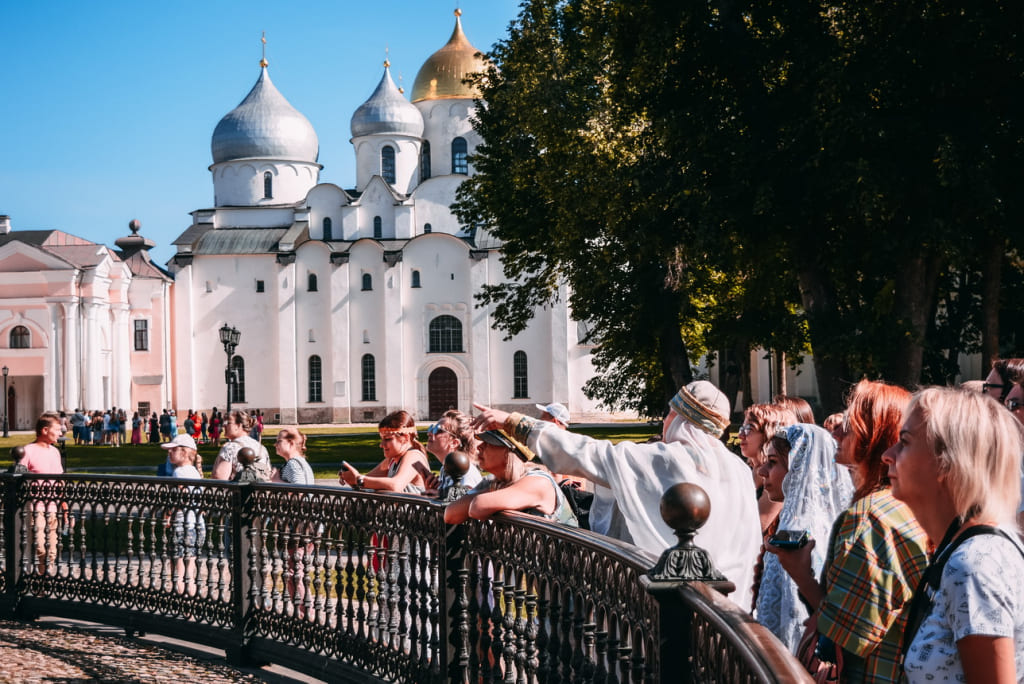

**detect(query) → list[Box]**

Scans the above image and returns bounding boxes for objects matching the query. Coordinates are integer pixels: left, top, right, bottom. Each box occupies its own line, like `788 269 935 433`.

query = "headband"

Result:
669 384 730 438
379 426 419 436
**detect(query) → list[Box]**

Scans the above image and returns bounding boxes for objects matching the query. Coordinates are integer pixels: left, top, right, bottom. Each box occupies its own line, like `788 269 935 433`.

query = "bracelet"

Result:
355 475 365 490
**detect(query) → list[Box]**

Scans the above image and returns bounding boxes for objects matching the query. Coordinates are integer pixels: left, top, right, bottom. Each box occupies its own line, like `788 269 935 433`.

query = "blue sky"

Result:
0 1 521 265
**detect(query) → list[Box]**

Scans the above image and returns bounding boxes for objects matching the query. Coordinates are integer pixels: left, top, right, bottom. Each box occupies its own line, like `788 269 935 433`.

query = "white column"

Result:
550 284 570 404
62 300 80 410
468 252 491 407
331 259 351 422
382 261 405 411
112 303 131 410
83 301 104 410
45 303 59 411
276 260 298 423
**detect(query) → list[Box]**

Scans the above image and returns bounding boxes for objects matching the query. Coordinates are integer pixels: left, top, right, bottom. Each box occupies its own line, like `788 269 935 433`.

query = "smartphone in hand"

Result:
768 530 810 549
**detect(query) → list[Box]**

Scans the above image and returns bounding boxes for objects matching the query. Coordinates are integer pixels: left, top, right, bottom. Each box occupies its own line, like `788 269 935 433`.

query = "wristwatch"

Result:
355 475 365 490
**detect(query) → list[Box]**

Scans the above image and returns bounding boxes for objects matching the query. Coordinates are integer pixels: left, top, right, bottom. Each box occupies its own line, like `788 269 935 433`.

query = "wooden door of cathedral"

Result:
428 368 458 420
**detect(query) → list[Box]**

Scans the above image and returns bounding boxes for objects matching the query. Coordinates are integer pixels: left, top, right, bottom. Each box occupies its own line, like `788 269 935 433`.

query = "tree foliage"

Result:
457 0 1024 414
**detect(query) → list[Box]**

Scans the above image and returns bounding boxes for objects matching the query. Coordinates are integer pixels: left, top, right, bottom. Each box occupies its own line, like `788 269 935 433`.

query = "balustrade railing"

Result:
0 473 809 683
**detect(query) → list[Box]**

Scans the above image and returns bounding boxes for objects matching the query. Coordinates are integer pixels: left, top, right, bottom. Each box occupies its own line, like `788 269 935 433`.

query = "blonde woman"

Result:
883 388 1024 683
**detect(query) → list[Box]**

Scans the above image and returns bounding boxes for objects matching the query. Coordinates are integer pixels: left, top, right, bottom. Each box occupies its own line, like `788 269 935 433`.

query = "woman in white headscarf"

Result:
754 424 854 652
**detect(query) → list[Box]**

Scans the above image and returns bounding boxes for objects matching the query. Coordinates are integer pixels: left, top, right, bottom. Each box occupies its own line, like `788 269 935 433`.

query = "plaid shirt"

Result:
817 488 928 683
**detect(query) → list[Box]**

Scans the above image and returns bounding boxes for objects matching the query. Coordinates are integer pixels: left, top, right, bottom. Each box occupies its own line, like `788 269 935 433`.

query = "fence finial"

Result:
648 483 733 592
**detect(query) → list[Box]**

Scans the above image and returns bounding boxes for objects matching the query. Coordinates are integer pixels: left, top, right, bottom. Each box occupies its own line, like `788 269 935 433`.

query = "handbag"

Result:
796 611 842 683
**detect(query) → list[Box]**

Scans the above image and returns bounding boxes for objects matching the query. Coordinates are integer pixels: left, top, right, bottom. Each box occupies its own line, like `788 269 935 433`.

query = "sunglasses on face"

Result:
983 382 1005 393
427 422 454 437
738 424 755 437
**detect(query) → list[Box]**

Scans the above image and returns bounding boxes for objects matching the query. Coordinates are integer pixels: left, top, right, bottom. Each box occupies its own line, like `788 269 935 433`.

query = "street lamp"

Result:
1 365 8 438
219 325 241 417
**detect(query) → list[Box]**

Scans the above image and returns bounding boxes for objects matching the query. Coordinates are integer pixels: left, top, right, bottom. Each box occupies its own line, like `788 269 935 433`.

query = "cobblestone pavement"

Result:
0 618 318 683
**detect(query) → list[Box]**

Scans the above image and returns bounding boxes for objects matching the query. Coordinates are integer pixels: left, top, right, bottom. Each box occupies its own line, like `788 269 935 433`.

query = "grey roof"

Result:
211 67 319 164
171 222 215 247
0 230 57 248
350 66 424 138
193 228 290 255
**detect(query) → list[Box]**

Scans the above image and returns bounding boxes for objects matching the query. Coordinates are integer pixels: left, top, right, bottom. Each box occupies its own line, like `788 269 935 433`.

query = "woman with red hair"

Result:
770 380 928 682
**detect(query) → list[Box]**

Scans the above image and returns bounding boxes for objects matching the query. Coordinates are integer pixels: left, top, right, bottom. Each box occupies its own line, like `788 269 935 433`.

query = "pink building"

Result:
0 216 172 428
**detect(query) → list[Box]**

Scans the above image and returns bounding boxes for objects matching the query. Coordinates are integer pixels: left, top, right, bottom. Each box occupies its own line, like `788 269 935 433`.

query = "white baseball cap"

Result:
161 434 197 450
535 402 570 426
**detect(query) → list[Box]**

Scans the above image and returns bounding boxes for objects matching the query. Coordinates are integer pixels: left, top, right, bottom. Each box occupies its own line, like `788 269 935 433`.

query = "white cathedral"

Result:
167 10 616 424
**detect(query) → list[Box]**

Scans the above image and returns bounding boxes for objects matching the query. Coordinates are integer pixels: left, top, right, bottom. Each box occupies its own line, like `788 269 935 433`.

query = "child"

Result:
233 447 261 483
7 445 29 474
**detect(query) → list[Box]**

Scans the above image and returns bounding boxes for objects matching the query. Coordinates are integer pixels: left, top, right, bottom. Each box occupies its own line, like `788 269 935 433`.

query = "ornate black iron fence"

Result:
0 473 809 683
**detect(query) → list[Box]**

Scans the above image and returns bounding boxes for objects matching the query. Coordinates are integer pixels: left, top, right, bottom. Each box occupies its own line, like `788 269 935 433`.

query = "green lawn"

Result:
0 424 661 478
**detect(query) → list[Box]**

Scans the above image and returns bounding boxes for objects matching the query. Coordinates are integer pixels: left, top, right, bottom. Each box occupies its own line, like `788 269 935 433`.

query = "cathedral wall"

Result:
211 160 320 207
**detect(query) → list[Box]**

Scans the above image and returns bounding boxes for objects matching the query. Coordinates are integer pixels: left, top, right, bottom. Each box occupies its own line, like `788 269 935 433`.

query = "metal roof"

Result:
193 228 289 255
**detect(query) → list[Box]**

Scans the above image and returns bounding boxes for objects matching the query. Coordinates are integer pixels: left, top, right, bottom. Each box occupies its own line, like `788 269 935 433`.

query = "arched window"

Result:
9 325 29 349
361 354 376 401
308 355 323 402
451 137 468 174
411 270 421 288
420 141 431 181
513 351 528 399
231 356 246 403
322 217 333 241
263 171 273 199
362 273 373 291
428 315 463 353
373 216 382 239
424 223 432 234
381 145 396 184
308 273 318 292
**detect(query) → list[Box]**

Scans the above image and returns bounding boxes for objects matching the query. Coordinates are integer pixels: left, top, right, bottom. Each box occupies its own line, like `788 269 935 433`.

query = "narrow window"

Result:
231 356 246 403
322 217 333 240
256 280 265 293
411 270 421 288
513 351 528 399
308 355 323 402
308 273 318 292
373 216 382 239
451 137 468 174
420 141 431 181
424 223 432 234
361 354 376 401
381 145 396 184
263 171 273 199
362 273 373 291
9 325 29 349
133 320 149 351
428 315 463 353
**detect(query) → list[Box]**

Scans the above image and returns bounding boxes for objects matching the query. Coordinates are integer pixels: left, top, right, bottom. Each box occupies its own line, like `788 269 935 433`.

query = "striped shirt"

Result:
817 488 928 683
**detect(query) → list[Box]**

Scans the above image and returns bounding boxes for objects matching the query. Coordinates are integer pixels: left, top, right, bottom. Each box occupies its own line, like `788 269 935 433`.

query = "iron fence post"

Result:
441 519 469 684
0 476 21 618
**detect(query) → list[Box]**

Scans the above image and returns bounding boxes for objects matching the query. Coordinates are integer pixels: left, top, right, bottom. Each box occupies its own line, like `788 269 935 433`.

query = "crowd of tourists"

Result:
62 407 265 448
12 357 1024 682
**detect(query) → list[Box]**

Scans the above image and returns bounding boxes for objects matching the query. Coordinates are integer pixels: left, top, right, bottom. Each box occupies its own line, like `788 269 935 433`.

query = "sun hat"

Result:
161 434 197 450
478 429 535 462
535 402 570 426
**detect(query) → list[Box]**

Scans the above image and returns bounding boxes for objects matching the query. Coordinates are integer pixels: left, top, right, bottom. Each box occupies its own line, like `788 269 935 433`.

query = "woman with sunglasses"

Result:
983 358 1024 404
425 410 483 495
339 410 431 494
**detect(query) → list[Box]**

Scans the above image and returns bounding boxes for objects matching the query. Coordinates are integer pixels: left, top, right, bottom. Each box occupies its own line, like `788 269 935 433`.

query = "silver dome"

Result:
350 65 424 138
211 67 319 164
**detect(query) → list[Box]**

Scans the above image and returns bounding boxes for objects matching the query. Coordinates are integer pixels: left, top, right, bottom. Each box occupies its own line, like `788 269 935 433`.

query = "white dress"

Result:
904 531 1024 683
524 414 762 610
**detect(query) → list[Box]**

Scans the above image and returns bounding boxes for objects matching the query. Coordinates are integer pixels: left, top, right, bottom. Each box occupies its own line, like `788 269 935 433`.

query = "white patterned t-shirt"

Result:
904 531 1024 683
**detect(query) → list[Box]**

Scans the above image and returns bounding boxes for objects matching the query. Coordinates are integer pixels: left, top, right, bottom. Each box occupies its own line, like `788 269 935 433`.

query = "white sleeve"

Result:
528 426 626 489
946 536 1023 641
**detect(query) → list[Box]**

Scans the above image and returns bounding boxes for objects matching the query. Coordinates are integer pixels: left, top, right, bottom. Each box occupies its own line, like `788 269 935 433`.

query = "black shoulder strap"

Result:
901 524 1018 660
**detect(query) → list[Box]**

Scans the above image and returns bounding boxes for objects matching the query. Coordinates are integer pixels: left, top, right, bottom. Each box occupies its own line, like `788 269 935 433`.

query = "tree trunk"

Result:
886 251 942 389
797 267 850 413
980 234 1004 371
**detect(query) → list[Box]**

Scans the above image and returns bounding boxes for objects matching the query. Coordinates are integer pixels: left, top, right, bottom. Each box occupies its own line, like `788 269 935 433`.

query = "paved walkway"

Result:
0 617 323 683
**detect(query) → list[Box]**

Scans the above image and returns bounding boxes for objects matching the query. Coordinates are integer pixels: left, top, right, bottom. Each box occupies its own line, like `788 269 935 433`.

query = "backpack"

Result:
559 480 594 531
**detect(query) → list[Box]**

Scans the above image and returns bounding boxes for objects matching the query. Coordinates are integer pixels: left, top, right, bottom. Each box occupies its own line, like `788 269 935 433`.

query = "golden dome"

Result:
411 10 487 103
